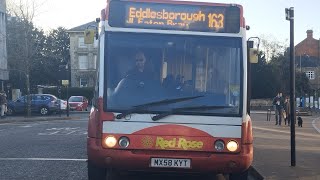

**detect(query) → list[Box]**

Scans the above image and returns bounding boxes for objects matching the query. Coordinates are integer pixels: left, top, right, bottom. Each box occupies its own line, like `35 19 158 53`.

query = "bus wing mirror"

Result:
84 29 95 44
247 38 260 64
249 49 259 63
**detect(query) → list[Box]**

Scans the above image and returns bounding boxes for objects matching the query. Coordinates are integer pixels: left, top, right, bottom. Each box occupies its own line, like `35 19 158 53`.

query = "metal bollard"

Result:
267 109 271 121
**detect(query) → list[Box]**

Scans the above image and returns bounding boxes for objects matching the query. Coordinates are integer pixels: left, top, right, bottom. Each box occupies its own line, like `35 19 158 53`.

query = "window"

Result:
69 96 83 102
17 96 26 102
78 37 87 48
32 95 42 101
94 38 98 48
306 71 315 80
80 78 88 87
79 56 88 69
105 33 242 116
93 55 97 69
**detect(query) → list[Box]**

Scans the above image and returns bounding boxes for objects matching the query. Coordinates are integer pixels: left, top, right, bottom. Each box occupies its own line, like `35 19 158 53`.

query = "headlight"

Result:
104 136 117 148
118 137 130 148
227 140 238 152
214 140 225 151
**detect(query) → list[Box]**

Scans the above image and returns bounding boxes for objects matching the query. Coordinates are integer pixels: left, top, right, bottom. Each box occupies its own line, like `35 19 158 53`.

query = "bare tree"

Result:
6 0 47 21
6 0 46 117
259 35 287 62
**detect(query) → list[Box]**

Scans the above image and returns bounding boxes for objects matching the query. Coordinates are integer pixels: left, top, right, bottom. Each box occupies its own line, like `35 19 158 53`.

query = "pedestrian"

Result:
273 92 284 125
0 90 7 119
272 94 277 118
284 96 291 126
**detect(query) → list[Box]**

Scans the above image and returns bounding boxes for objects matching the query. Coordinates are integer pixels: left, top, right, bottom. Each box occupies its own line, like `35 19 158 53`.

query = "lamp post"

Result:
61 64 70 117
286 7 296 167
6 83 11 100
59 63 70 117
66 63 70 117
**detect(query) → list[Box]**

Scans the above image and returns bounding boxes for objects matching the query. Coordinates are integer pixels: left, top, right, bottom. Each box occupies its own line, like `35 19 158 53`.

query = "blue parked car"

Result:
6 94 60 116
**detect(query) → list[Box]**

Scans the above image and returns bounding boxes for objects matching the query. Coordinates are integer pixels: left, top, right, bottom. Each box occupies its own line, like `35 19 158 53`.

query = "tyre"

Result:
88 161 117 180
229 169 249 180
39 107 49 116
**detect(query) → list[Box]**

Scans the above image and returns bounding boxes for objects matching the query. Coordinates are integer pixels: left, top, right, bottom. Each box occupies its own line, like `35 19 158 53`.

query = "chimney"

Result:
307 30 313 38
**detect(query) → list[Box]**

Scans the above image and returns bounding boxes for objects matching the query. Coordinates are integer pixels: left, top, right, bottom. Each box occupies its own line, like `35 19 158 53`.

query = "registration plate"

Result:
150 158 191 168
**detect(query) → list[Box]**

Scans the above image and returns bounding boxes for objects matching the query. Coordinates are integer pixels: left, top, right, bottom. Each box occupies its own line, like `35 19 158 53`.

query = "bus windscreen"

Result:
108 1 241 33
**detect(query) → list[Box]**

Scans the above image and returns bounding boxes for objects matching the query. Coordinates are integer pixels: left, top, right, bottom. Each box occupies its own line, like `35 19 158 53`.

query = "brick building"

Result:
0 0 9 90
295 30 320 90
68 21 98 88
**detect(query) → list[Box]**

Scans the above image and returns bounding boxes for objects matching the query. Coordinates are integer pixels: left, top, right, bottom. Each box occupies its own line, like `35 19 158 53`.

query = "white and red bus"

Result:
87 0 256 179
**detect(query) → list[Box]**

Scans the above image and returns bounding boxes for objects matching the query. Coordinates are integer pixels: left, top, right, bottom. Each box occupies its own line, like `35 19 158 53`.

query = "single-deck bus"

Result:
87 0 257 179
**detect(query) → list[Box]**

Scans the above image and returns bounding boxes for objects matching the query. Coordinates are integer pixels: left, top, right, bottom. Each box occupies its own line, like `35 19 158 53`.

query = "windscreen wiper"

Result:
116 95 204 119
152 105 233 121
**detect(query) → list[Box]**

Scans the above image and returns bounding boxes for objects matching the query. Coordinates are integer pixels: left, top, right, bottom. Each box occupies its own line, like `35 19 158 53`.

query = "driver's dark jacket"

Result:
126 68 156 81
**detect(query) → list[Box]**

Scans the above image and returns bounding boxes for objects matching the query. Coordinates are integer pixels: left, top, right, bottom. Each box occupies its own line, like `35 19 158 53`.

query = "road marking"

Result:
20 125 33 128
0 118 88 126
38 127 86 135
253 126 320 138
48 131 60 135
0 158 87 161
312 117 320 134
65 131 76 135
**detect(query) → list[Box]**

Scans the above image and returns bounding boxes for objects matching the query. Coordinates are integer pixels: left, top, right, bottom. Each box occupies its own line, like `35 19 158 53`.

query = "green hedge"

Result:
43 87 94 101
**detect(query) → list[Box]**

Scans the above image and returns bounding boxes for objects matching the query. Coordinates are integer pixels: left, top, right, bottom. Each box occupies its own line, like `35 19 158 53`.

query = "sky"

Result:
28 0 320 44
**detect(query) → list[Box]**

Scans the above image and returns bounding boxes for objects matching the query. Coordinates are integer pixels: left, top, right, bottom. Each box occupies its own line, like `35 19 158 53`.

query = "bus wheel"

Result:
88 161 106 180
229 169 249 180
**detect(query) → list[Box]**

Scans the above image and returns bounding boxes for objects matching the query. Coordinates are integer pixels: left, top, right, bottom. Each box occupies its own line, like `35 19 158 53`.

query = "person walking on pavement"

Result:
273 92 284 125
284 96 291 126
272 94 277 118
0 90 7 119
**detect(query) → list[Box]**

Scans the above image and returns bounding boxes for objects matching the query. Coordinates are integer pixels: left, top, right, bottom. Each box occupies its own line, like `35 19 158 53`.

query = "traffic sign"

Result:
62 80 69 86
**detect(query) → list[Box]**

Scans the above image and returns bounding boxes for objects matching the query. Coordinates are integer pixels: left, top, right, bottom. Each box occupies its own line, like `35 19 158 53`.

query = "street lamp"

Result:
285 7 296 167
65 64 70 117
59 64 70 117
6 83 11 100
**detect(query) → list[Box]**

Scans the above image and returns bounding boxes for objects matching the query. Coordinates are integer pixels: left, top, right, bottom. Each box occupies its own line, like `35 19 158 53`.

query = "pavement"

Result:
251 112 320 180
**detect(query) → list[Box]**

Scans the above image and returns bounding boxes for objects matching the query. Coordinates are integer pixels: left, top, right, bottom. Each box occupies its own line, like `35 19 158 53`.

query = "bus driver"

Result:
125 51 156 81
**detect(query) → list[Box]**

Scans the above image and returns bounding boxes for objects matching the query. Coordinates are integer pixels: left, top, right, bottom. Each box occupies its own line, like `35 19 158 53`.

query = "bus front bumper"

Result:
87 137 253 174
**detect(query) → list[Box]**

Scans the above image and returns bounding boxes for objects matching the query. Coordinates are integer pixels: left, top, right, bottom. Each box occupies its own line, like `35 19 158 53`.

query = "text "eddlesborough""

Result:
129 7 206 22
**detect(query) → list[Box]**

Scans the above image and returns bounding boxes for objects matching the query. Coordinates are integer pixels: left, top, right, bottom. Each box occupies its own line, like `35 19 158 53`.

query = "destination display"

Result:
108 1 241 33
